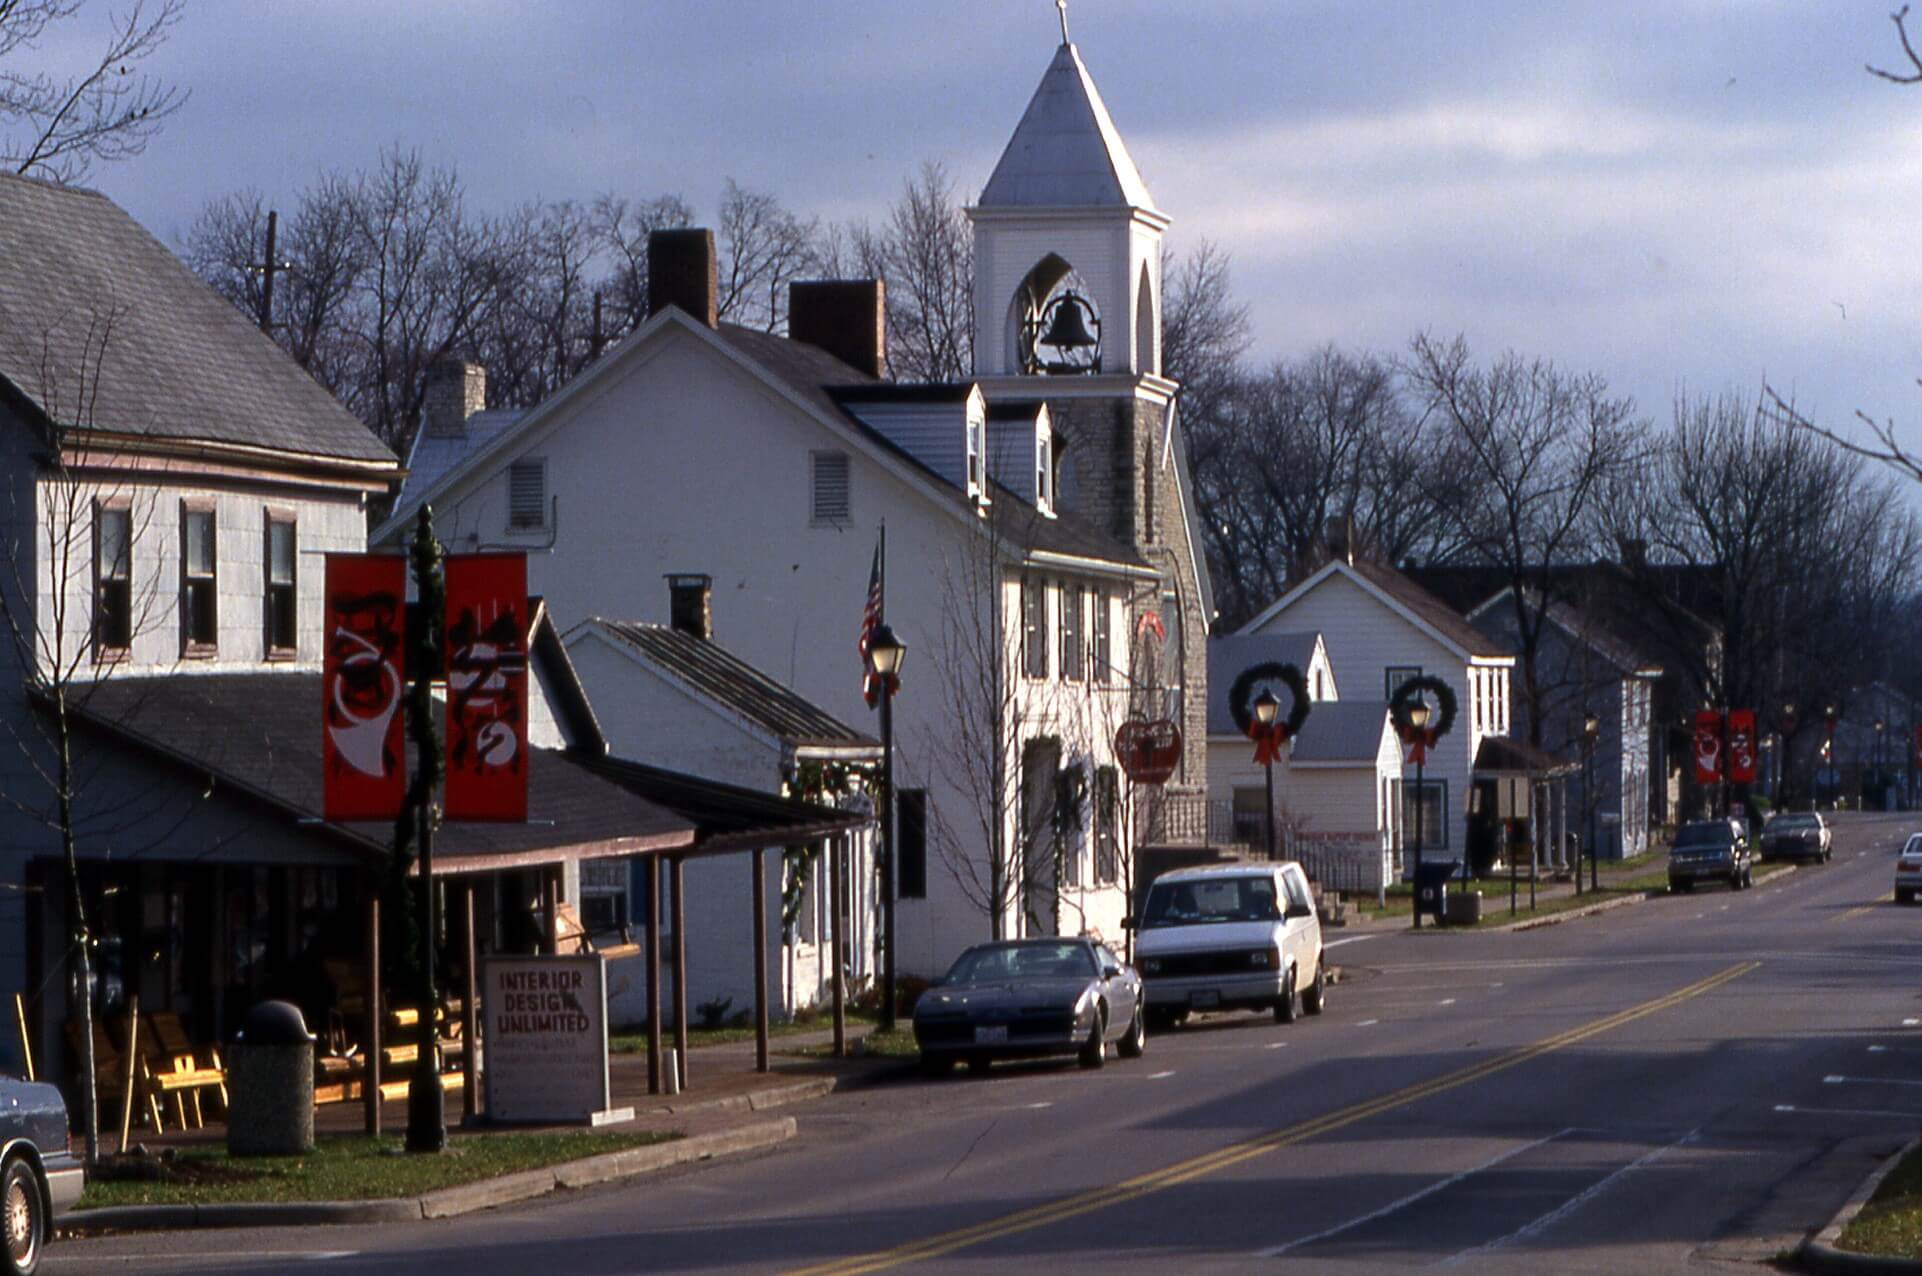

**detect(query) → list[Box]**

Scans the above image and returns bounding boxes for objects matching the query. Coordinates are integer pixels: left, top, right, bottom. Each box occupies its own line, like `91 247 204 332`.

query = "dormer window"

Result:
1036 435 1053 511
967 416 985 502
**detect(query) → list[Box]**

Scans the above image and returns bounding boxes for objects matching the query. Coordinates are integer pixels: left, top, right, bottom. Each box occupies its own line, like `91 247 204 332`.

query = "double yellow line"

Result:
1838 894 1894 922
787 961 1758 1276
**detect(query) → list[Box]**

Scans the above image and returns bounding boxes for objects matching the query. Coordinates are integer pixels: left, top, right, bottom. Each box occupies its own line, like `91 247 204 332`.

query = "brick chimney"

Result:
648 228 718 327
666 573 713 640
423 357 486 438
789 280 887 379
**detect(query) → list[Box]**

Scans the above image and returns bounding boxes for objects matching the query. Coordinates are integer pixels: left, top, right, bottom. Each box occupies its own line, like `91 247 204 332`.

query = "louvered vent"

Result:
812 451 850 524
508 459 546 529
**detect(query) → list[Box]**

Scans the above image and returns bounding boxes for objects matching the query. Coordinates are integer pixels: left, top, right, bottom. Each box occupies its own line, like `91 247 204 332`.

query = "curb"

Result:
1487 862 1800 933
65 1115 796 1233
1801 1136 1922 1274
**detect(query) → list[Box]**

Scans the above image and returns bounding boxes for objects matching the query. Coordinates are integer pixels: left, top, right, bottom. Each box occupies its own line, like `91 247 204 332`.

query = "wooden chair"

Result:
145 1012 228 1116
105 1013 225 1132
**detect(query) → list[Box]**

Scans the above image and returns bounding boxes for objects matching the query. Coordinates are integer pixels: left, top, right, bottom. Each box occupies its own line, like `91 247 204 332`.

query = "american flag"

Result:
858 539 884 707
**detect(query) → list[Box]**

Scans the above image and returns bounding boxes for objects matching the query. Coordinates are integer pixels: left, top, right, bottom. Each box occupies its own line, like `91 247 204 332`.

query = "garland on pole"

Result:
1389 675 1457 762
1229 663 1312 765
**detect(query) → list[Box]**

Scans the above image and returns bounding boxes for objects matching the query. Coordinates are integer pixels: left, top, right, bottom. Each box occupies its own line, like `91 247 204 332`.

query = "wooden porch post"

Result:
828 838 844 1058
543 868 561 954
462 883 479 1124
645 858 662 1095
363 890 382 1136
671 855 688 1091
752 847 769 1074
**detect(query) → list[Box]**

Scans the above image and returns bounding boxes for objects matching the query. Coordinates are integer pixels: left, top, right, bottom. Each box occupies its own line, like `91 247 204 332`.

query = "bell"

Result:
1038 294 1098 350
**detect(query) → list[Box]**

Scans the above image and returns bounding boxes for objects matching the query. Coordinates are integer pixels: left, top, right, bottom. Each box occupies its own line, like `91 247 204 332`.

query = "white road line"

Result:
1442 1128 1701 1265
1905 1018 1920 1027
1356 1019 1379 1027
1147 1070 1175 1079
1866 1045 1922 1055
1825 1074 1922 1088
1023 1101 1052 1109
1439 998 1457 1006
1777 1103 1922 1120
1265 1042 1288 1049
1256 1130 1576 1257
1325 934 1378 949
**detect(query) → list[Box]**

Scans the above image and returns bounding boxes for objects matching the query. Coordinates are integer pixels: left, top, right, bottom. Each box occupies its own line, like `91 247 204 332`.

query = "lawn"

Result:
610 1007 876 1053
1837 1141 1922 1259
783 1027 919 1060
76 1130 679 1209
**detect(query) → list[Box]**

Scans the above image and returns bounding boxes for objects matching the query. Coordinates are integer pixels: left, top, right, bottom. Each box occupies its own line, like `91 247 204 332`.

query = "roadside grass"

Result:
611 1007 877 1053
1837 1142 1922 1259
783 1026 919 1060
76 1130 679 1209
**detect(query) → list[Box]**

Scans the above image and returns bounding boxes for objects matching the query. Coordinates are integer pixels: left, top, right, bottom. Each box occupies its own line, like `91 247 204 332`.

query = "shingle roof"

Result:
978 43 1158 211
1347 561 1512 659
397 409 526 514
579 755 868 853
0 172 394 466
585 620 879 750
1207 633 1321 736
69 673 694 864
1290 701 1393 765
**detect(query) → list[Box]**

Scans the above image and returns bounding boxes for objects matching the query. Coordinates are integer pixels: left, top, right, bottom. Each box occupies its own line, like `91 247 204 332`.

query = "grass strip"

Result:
76 1129 679 1209
611 1009 877 1053
784 1028 919 1060
1838 1141 1922 1259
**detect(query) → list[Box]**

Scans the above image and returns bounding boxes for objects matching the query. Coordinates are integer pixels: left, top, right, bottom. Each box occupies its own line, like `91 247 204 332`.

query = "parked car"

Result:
2 1071 82 1276
1896 833 1922 904
1760 811 1831 863
1668 818 1755 892
1132 862 1325 1031
912 938 1144 1075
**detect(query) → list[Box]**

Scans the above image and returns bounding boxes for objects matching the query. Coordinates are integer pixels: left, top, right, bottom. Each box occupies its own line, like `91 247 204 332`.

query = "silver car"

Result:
3 1072 83 1276
913 938 1144 1075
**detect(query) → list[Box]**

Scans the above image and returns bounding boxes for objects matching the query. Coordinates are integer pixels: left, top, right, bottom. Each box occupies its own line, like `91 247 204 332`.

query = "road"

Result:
54 813 1922 1274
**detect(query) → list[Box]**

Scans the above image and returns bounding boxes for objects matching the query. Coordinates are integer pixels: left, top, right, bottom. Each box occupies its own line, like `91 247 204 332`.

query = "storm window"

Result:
95 502 132 656
264 512 297 656
181 504 217 654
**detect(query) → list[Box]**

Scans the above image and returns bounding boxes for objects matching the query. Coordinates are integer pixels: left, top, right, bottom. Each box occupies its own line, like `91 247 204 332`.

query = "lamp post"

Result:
1875 719 1886 811
1253 689 1281 861
867 622 906 1032
405 508 447 1155
1583 711 1600 894
1782 703 1797 808
1408 699 1431 928
1824 704 1838 809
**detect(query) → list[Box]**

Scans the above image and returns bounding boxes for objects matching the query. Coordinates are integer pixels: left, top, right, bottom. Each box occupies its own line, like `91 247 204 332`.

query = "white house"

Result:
1239 559 1516 867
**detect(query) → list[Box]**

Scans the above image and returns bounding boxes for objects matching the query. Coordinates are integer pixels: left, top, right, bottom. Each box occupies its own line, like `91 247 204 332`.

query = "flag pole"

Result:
878 522 898 1031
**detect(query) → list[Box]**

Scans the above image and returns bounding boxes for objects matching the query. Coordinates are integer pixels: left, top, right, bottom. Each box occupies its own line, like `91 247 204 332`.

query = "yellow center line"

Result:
1838 894 1894 922
785 961 1759 1276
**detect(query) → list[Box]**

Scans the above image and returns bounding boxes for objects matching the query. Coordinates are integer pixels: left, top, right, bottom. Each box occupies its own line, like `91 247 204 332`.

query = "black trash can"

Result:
1414 859 1460 924
228 1000 316 1156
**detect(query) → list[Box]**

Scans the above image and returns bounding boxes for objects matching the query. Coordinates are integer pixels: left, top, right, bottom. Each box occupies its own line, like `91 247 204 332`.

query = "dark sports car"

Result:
3 1072 81 1276
912 938 1144 1075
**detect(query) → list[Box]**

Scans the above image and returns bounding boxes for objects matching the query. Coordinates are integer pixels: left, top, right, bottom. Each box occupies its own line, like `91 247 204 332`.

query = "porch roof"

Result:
1473 735 1580 779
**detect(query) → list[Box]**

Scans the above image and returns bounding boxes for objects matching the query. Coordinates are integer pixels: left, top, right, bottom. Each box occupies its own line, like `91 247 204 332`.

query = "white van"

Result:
1133 862 1325 1030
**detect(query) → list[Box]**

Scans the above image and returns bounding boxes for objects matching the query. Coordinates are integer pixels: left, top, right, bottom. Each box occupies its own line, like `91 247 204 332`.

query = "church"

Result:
375 22 1214 996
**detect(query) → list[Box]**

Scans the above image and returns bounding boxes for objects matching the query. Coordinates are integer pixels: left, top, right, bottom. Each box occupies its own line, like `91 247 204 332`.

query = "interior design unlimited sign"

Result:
483 955 631 1125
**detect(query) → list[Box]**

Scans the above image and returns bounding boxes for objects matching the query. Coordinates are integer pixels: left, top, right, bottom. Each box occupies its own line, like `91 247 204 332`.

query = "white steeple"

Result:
978 41 1160 215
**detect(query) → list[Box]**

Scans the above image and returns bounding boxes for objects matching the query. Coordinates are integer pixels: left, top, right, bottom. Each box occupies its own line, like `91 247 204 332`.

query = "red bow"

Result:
1249 720 1290 765
1401 727 1437 765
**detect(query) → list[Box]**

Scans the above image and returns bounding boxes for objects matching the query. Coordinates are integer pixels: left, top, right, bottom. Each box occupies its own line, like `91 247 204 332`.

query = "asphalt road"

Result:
54 812 1922 1274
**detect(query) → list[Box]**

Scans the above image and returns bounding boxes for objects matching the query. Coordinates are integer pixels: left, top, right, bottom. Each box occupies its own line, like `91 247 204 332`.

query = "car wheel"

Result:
3 1154 44 1276
1118 1004 1146 1059
919 1052 953 1078
1303 955 1327 1016
1671 879 1692 893
1899 888 1915 905
966 1054 992 1075
1079 1008 1107 1069
1146 1007 1178 1034
1274 968 1299 1024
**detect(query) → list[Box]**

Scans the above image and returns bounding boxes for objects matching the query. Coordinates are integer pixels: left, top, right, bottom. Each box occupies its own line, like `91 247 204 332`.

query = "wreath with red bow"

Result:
1229 662 1312 765
1389 675 1457 764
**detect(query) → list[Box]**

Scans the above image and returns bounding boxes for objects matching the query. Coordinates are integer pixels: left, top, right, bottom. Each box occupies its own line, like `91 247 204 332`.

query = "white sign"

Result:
483 955 632 1125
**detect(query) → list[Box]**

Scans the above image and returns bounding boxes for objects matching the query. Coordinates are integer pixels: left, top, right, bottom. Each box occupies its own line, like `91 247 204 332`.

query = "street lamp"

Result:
867 623 906 1032
1253 689 1281 861
1408 699 1432 928
1583 711 1600 893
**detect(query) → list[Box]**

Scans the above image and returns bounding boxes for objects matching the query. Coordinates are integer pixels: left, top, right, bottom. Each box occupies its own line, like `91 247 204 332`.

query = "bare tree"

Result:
1 0 186 181
1869 4 1922 83
874 162 973 382
714 179 820 334
591 191 695 335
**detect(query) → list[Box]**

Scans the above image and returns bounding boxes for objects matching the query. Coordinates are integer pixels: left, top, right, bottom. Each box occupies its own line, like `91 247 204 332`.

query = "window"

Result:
1036 435 1052 508
1092 590 1110 685
1314 667 1325 700
264 511 296 656
94 503 132 656
1093 766 1119 884
1060 583 1084 681
181 504 217 654
897 789 927 899
580 859 628 933
508 458 547 530
1402 779 1448 850
1385 666 1422 700
966 417 984 498
1022 576 1047 679
810 451 850 525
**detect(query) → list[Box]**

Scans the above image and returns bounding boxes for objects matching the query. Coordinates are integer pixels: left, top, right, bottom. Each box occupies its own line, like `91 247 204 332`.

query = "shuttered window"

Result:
812 451 851 525
508 459 547 530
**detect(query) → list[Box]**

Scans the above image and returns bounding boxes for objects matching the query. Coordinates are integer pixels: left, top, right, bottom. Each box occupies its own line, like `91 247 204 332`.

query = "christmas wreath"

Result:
1389 675 1457 762
1229 662 1312 764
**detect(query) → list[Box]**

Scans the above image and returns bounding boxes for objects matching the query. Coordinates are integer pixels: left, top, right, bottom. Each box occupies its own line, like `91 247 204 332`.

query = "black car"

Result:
3 1072 81 1276
1759 811 1832 863
1668 818 1754 892
912 938 1145 1075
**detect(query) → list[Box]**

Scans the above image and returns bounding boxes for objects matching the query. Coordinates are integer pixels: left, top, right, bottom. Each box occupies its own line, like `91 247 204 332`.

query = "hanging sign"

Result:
444 553 530 821
322 554 407 821
1726 709 1757 783
1115 718 1182 785
1693 710 1725 785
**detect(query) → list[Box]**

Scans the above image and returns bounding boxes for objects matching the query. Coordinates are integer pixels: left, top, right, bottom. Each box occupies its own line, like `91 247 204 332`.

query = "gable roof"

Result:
1240 559 1512 663
402 408 526 504
1290 701 1395 766
1407 561 1708 668
978 42 1159 212
1466 588 1663 679
1206 632 1323 737
0 172 395 468
579 619 879 752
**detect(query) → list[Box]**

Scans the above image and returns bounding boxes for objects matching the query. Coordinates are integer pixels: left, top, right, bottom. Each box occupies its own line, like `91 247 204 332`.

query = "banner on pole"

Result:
1726 709 1757 784
1693 710 1725 785
444 553 530 821
322 554 407 821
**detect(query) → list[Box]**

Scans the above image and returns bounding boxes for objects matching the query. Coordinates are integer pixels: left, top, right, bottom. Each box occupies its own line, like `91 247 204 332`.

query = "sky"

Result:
36 0 1922 440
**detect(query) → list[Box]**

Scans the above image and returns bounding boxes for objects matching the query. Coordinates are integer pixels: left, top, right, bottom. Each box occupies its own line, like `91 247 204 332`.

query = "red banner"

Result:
444 553 529 821
1693 711 1725 785
323 554 407 821
1726 709 1757 783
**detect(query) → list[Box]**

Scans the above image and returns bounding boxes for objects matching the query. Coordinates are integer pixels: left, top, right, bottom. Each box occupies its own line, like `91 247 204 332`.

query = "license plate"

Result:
974 1025 1008 1044
1190 991 1220 1009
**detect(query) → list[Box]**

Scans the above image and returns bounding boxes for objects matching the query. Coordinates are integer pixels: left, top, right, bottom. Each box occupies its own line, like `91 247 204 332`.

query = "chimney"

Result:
789 280 887 379
648 228 718 327
666 573 712 640
423 357 486 438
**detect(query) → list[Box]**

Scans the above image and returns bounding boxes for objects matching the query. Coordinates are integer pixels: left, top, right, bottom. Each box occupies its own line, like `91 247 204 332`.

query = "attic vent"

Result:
811 451 850 525
508 458 547 530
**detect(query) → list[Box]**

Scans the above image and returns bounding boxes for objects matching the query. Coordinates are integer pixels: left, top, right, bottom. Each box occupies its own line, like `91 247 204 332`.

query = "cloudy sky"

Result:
42 0 1922 435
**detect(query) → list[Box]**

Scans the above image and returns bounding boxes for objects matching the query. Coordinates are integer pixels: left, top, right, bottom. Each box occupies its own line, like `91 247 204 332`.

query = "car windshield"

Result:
1772 814 1817 831
1141 876 1282 928
1906 836 1922 858
944 942 1096 983
1675 823 1732 849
